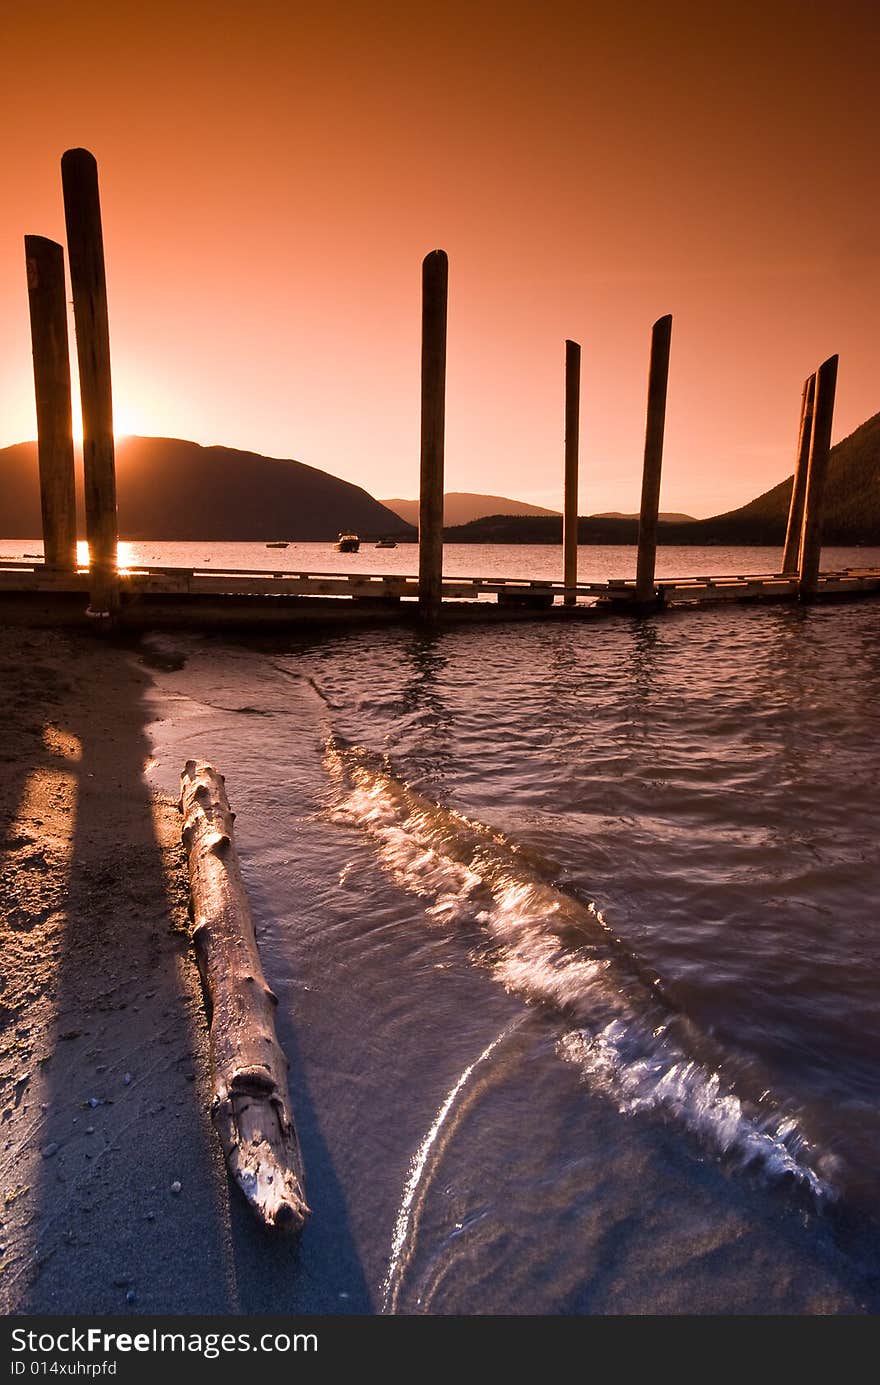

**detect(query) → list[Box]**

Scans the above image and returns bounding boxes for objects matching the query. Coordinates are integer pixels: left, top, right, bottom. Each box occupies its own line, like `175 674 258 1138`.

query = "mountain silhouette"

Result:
381 493 560 526
444 413 880 545
0 436 413 541
593 510 696 523
680 410 880 544
4 414 879 546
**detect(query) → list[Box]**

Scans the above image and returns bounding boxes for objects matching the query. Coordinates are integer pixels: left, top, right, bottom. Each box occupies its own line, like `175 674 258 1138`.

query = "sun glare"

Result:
76 538 137 572
70 396 135 448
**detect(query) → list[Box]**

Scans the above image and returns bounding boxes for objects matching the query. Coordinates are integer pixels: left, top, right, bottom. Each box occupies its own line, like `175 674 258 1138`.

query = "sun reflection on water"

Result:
76 539 136 572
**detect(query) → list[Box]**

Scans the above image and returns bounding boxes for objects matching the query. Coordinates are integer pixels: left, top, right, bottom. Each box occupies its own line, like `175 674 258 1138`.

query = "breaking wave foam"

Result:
326 739 834 1201
559 1023 827 1197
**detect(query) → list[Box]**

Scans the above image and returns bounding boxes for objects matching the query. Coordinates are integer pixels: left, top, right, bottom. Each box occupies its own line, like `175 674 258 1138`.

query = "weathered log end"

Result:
179 759 309 1233
215 1088 309 1231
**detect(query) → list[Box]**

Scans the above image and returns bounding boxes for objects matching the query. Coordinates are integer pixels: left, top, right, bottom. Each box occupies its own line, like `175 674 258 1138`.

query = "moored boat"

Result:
334 532 360 552
375 537 397 549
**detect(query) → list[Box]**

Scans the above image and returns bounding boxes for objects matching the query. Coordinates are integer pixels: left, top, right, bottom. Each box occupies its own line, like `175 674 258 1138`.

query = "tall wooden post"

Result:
798 354 839 598
563 339 581 606
24 236 77 572
418 249 448 621
61 148 118 616
635 314 673 603
781 373 816 574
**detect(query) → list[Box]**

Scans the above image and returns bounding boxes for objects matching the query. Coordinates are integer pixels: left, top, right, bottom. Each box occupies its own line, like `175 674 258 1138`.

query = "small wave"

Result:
382 1021 522 1314
326 739 834 1201
559 1023 827 1198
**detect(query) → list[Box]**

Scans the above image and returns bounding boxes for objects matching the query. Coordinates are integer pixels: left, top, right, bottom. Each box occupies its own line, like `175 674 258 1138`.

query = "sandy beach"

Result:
2 610 879 1316
0 625 300 1314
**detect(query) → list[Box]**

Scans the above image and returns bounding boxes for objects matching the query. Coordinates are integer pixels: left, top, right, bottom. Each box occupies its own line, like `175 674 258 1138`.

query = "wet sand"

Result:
0 626 286 1314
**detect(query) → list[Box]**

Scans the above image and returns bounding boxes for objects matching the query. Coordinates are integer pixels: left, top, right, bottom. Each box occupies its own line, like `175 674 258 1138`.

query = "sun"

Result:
112 403 136 442
70 397 137 447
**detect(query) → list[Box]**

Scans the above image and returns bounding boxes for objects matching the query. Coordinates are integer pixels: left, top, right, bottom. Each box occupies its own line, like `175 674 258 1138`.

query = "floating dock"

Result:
7 149 872 632
2 557 878 629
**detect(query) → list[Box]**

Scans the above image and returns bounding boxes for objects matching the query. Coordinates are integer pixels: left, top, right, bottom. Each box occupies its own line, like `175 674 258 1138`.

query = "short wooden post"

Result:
635 314 673 603
24 236 77 572
798 354 839 598
418 249 448 621
563 339 581 605
61 148 118 616
781 373 816 574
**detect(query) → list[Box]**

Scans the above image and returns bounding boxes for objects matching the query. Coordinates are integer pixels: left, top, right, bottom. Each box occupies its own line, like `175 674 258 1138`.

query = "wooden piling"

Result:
24 236 77 572
798 354 839 598
418 249 448 621
61 148 118 616
781 373 816 574
635 315 673 603
563 340 581 605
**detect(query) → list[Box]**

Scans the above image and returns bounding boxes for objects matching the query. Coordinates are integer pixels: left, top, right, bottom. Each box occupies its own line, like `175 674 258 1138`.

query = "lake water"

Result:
15 538 880 1313
1 537 878 590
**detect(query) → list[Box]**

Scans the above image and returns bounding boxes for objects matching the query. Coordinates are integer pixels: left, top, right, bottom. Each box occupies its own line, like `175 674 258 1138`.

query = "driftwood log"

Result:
179 760 309 1232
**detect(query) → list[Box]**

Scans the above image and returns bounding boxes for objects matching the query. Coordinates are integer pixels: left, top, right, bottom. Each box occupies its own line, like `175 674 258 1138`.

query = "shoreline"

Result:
0 626 241 1314
2 618 877 1316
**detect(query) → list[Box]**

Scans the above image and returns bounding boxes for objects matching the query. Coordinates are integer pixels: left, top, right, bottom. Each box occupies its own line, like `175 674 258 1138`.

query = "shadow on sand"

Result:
0 627 367 1314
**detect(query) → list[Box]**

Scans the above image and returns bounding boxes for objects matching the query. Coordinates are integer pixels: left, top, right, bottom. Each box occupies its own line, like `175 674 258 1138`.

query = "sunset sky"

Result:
1 0 878 516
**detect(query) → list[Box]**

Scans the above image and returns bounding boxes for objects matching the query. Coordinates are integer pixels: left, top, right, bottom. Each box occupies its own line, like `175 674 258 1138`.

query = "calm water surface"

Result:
119 544 880 1313
3 538 879 588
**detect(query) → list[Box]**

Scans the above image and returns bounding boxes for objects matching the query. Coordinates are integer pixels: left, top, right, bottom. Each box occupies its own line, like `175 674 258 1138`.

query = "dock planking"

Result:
1 556 878 629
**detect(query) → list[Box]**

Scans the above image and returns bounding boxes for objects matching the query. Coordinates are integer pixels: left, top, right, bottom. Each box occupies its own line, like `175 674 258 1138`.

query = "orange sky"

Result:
1 0 878 516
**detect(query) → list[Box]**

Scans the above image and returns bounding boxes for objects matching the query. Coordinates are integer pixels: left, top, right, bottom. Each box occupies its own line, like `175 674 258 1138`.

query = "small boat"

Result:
375 537 397 549
266 541 289 549
334 532 360 553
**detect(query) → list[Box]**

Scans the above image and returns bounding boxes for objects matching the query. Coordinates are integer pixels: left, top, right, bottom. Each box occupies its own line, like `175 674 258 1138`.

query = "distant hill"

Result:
6 413 878 547
678 410 880 545
382 493 560 527
445 413 880 545
594 510 696 523
0 437 414 541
